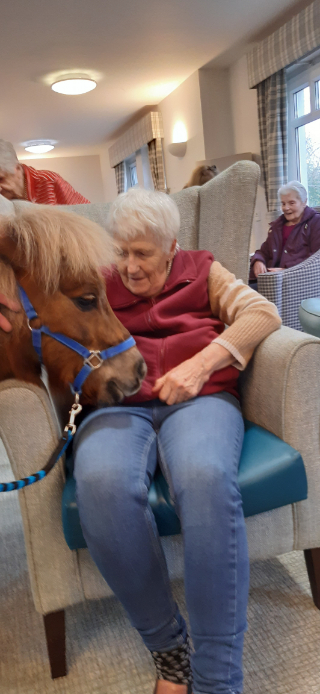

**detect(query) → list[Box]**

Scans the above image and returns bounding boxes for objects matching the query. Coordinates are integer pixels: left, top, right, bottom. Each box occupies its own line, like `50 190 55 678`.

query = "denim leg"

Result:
157 393 249 694
73 407 187 651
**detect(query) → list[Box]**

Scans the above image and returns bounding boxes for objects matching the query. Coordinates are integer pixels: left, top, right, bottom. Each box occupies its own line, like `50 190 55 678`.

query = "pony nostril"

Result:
136 358 147 380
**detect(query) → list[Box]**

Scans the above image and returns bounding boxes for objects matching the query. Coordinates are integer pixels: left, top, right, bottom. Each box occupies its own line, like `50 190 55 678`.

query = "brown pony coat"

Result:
0 205 145 407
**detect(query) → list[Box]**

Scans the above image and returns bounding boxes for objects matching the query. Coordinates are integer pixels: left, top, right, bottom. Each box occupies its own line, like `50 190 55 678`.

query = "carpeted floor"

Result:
0 438 320 694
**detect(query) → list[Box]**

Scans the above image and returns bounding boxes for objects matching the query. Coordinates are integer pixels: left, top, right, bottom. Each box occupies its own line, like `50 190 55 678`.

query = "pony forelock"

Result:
0 206 114 294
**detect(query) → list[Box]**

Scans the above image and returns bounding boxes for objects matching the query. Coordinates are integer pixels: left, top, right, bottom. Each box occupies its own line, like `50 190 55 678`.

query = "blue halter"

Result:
18 285 136 396
0 286 136 493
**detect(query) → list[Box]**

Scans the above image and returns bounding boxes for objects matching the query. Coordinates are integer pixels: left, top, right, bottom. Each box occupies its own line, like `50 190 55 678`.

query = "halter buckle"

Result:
84 351 104 370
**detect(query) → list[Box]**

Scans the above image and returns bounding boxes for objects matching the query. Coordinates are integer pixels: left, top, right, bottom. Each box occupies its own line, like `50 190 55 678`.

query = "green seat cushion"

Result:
62 420 308 550
299 298 320 338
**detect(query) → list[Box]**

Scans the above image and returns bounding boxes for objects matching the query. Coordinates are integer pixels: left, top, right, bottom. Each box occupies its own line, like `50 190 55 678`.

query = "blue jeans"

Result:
73 392 249 694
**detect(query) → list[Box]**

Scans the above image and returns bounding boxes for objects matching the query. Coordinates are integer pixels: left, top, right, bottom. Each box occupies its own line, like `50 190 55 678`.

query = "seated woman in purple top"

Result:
250 181 320 281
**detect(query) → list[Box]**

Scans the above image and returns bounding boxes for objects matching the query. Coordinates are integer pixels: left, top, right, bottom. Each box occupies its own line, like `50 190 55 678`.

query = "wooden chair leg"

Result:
43 609 67 678
304 547 320 609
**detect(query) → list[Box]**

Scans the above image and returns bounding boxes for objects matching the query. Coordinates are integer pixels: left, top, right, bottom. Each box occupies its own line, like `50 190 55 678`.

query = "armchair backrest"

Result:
8 160 260 282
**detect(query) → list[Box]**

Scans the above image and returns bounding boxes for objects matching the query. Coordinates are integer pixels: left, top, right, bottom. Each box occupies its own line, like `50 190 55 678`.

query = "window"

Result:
124 155 138 191
287 53 320 208
123 148 155 191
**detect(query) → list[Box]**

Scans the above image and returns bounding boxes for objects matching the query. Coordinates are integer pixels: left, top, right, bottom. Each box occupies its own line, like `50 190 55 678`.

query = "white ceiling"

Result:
0 0 308 159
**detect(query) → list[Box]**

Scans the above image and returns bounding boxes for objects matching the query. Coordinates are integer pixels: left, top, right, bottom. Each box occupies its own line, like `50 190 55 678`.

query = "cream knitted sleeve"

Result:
208 261 282 370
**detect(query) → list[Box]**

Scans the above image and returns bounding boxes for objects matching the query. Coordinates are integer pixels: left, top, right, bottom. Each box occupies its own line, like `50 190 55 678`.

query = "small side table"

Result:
299 298 320 337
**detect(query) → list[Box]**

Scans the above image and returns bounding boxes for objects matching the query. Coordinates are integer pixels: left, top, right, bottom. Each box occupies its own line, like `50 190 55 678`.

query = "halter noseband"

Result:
18 285 136 397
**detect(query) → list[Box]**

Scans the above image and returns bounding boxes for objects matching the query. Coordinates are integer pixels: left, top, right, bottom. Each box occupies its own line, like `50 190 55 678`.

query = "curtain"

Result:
148 139 166 192
114 162 125 195
257 69 287 220
247 0 320 88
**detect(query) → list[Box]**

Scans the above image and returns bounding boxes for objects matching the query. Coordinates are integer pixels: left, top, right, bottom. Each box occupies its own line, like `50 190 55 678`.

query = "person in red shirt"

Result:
0 139 89 205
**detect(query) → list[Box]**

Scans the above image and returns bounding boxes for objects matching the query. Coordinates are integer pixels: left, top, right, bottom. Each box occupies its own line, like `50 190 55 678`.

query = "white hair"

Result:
278 181 308 204
107 187 180 252
0 140 19 174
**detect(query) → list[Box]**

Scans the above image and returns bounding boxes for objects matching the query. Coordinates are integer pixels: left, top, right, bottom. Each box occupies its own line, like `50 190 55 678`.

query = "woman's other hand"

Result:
0 293 20 332
267 267 283 272
152 343 234 405
253 261 267 277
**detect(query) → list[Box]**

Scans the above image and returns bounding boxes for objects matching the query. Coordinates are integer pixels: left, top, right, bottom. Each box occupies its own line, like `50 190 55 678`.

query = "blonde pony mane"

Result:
0 206 114 295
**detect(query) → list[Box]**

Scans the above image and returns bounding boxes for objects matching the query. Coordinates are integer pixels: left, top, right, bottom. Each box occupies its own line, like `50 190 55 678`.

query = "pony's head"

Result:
0 206 146 405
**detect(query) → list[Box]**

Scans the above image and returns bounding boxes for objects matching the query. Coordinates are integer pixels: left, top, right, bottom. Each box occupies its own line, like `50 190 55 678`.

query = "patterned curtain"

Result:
257 69 288 221
114 162 125 195
247 0 320 88
148 139 166 192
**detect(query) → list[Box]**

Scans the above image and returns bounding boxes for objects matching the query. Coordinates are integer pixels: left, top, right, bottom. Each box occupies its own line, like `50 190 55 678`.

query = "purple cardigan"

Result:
250 206 320 279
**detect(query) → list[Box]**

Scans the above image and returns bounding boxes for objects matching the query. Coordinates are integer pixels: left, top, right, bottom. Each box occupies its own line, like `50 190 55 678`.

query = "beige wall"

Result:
99 144 118 202
159 72 205 194
199 68 235 161
19 154 105 204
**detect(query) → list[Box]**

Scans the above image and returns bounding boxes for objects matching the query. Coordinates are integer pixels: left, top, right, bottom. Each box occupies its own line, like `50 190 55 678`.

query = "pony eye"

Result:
73 294 97 311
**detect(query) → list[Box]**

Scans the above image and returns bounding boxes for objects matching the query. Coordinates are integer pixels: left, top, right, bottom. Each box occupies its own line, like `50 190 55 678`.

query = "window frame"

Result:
287 56 320 210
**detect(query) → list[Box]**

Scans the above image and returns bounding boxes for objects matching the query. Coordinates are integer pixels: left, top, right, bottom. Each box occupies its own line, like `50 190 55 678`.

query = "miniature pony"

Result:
0 205 146 408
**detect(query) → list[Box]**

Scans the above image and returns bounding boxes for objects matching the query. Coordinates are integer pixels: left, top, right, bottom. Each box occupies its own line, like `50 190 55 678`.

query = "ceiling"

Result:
0 0 310 159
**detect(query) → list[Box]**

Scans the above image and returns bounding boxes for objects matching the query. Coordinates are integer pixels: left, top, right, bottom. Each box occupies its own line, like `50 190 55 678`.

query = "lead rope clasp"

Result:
64 392 83 435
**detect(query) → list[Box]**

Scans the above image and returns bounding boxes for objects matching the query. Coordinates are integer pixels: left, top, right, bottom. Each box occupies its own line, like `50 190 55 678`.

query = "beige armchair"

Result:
1 162 319 679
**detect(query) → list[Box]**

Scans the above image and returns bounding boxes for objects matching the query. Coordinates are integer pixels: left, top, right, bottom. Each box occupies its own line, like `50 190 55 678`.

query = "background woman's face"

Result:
281 192 306 224
0 165 24 200
114 229 176 298
199 168 215 186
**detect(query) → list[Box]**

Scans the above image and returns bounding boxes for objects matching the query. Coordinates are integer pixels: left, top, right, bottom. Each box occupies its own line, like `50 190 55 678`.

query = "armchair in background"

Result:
257 249 320 331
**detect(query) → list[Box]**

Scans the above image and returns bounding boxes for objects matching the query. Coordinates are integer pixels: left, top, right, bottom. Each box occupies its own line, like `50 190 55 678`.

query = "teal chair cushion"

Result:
299 298 320 338
62 420 308 551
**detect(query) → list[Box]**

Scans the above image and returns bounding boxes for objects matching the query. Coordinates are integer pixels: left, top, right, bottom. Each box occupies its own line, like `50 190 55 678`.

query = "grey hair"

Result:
278 181 308 204
0 140 19 174
107 187 180 252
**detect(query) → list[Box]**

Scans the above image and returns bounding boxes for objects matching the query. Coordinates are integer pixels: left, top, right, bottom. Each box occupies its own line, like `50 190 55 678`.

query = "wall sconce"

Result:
168 121 188 157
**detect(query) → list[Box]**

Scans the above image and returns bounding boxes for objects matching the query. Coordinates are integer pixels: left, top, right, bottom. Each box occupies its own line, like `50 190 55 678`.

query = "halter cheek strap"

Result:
18 285 136 396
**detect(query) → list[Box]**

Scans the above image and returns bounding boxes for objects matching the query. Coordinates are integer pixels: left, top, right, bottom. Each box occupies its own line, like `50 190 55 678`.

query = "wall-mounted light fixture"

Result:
168 121 188 157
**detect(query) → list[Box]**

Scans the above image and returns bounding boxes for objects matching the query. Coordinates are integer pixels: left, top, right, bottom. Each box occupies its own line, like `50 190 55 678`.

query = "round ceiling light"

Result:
51 77 97 95
23 140 56 154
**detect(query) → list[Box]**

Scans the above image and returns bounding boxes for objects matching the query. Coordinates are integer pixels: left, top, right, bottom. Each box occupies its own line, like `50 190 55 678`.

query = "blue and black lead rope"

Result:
0 430 73 492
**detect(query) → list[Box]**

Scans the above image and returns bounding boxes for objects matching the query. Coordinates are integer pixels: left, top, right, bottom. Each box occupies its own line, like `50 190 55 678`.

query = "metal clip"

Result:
84 351 104 370
64 393 83 435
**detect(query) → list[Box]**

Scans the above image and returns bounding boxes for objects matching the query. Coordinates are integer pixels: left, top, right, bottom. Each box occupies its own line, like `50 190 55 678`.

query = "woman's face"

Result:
281 192 306 224
114 229 176 298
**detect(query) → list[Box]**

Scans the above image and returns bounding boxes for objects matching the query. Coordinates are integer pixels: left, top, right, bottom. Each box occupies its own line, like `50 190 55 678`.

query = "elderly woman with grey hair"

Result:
70 188 281 694
250 180 320 279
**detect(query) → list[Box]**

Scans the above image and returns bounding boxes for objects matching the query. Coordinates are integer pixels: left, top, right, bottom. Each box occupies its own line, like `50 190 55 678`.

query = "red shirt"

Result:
282 224 296 251
22 164 90 205
105 250 239 402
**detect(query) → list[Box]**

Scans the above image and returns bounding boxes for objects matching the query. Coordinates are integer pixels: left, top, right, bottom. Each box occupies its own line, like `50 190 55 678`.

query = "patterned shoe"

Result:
151 635 192 692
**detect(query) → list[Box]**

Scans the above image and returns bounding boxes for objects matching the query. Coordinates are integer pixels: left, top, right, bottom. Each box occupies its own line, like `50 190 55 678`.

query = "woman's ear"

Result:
169 239 177 258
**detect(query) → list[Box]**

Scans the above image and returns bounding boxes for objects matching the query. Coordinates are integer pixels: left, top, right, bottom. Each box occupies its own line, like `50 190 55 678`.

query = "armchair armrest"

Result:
0 380 85 614
240 326 320 550
257 250 320 330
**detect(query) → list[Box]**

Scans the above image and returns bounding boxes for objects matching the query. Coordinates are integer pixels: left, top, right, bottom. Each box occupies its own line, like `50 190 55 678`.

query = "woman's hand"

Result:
0 293 20 332
267 267 283 272
152 343 234 405
253 261 267 277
